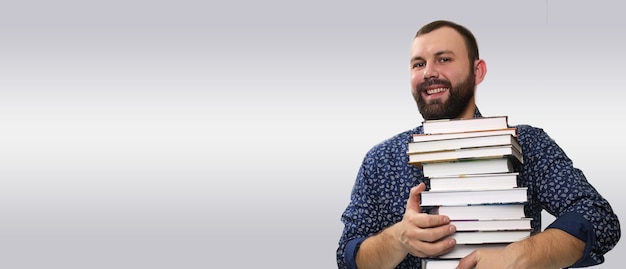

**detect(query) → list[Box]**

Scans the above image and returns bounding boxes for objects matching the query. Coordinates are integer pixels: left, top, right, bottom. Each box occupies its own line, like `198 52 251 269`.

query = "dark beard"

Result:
414 73 475 120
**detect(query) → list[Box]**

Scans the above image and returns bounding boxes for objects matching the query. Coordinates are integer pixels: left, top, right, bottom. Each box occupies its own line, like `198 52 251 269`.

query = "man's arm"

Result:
457 228 584 269
517 125 620 266
355 184 456 269
355 225 409 269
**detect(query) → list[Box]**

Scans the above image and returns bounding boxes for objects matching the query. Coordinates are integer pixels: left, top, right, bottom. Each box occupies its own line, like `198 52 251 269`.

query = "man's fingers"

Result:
406 183 426 213
456 250 478 269
409 236 457 258
407 183 452 227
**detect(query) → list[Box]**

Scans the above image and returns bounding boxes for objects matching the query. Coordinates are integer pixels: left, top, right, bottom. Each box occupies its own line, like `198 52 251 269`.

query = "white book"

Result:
422 116 509 134
420 187 528 206
421 258 459 269
408 133 521 154
448 229 531 244
413 128 517 143
450 218 532 231
408 144 524 165
422 157 515 177
429 172 519 191
428 204 527 221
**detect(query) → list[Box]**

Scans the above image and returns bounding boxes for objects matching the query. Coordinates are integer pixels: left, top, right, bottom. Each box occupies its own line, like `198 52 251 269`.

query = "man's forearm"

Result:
356 224 407 269
509 228 585 269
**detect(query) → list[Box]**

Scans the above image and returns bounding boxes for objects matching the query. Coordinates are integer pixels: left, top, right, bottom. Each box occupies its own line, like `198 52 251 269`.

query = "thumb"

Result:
406 183 426 213
456 250 478 269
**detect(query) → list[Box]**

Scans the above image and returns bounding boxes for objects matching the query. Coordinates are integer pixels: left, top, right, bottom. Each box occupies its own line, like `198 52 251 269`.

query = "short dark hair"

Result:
415 20 479 63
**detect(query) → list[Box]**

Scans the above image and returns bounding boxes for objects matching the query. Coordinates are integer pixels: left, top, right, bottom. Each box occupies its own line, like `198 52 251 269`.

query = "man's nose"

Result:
423 62 439 79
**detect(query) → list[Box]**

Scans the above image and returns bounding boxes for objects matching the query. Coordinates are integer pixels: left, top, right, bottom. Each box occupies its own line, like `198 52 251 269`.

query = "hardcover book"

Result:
408 133 521 155
421 157 516 178
427 203 527 221
421 259 459 269
450 218 532 231
408 144 523 166
421 258 459 269
446 229 531 244
412 127 517 143
428 172 519 191
419 187 528 207
422 116 509 134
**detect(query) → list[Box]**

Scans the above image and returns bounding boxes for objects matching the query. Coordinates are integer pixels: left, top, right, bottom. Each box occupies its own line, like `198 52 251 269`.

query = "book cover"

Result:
447 229 531 244
427 204 527 221
408 144 524 166
421 258 459 269
408 133 521 155
420 187 528 206
422 116 509 134
412 127 517 143
450 218 532 231
422 157 516 178
428 172 519 192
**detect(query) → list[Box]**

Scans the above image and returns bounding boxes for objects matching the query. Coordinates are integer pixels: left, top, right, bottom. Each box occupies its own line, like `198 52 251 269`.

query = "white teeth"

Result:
426 88 448 95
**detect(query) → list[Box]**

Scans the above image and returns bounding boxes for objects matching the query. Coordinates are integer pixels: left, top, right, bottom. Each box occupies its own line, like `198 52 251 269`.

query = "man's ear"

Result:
473 59 487 85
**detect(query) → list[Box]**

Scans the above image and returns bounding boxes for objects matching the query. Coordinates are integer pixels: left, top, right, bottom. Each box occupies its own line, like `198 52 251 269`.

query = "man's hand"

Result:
456 247 513 269
396 183 457 258
355 183 458 269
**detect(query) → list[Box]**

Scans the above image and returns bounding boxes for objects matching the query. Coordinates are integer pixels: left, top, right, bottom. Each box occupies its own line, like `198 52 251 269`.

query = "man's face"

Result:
410 27 476 120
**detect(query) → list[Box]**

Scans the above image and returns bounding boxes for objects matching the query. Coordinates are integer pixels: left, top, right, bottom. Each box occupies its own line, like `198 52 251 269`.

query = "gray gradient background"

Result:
1 0 624 268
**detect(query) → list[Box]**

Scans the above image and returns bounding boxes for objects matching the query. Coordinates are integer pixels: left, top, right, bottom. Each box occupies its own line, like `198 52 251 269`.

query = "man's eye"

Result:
439 58 451 63
412 62 425 69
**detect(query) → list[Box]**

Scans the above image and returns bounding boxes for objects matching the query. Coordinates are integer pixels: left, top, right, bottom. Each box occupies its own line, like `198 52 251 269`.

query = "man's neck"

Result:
456 102 478 119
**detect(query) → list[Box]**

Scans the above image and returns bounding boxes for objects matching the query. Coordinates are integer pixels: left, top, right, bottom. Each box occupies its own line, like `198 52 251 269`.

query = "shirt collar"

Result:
473 107 483 118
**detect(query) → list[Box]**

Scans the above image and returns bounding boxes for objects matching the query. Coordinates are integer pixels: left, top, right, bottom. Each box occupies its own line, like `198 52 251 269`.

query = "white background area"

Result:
1 1 623 268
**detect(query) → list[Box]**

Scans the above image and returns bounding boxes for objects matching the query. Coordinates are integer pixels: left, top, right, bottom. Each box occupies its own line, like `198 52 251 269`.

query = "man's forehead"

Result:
411 27 467 57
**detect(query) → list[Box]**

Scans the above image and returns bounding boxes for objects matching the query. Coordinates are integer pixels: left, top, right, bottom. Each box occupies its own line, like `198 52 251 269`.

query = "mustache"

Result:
418 78 452 92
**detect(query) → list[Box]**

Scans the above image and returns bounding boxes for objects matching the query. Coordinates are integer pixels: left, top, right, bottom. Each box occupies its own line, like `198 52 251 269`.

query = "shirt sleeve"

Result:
547 211 596 267
343 237 366 269
517 125 621 268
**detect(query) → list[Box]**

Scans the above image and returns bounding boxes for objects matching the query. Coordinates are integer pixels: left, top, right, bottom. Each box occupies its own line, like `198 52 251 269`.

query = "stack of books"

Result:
407 116 532 269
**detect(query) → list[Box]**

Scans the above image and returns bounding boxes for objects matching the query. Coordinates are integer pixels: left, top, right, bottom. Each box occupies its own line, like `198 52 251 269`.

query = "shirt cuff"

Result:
345 237 366 269
546 211 596 267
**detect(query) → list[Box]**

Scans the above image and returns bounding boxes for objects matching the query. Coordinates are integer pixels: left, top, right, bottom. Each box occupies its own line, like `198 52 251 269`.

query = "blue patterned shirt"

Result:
337 109 621 269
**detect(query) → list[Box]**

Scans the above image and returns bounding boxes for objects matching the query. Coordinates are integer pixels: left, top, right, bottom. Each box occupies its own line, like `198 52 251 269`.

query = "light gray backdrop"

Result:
1 0 623 268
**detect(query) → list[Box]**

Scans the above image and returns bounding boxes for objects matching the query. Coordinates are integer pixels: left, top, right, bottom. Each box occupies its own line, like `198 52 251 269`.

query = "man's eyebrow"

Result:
411 50 456 62
435 50 455 57
410 56 425 62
